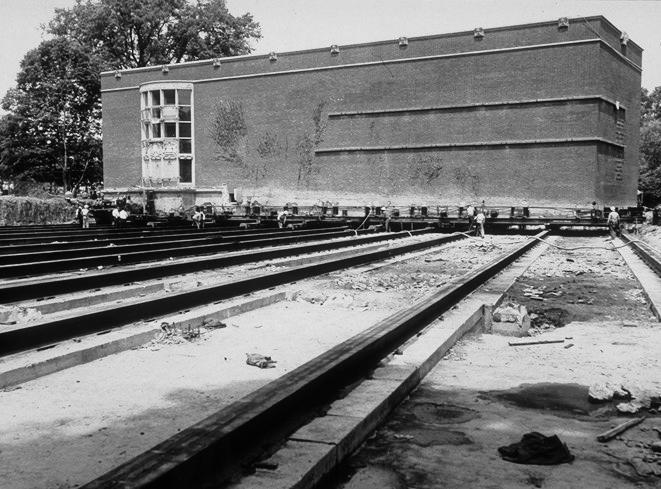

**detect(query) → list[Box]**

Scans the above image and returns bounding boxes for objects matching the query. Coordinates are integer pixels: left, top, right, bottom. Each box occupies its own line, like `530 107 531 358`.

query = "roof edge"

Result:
101 15 639 76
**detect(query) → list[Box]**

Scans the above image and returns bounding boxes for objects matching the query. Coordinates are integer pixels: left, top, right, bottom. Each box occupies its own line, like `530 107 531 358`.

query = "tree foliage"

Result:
0 38 102 189
640 87 661 205
48 0 261 69
0 0 261 191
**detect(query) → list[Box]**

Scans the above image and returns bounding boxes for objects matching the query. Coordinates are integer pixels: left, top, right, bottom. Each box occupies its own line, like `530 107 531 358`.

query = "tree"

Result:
48 0 261 69
0 0 260 190
0 38 102 190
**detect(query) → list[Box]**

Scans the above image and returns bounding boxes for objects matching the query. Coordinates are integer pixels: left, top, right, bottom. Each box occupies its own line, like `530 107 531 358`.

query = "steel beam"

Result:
0 230 460 355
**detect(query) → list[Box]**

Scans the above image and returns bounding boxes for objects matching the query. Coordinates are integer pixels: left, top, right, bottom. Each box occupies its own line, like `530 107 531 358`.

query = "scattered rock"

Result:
617 401 644 414
651 442 661 453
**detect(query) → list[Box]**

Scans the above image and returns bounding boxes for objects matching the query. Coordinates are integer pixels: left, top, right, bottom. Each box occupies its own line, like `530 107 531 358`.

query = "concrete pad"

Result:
327 379 407 418
229 440 336 489
617 240 661 320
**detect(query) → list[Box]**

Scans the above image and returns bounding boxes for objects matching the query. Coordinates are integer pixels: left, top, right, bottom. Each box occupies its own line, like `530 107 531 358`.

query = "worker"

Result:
383 205 393 232
81 204 91 229
466 203 476 232
75 204 84 227
112 206 120 226
590 201 598 221
192 207 205 229
118 207 129 227
277 209 289 229
475 209 486 238
607 206 620 239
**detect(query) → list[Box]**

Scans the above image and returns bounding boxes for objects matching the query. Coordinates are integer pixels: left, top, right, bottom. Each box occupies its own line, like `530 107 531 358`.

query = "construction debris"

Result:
246 353 277 369
508 339 564 347
597 417 646 442
588 383 631 403
491 302 530 337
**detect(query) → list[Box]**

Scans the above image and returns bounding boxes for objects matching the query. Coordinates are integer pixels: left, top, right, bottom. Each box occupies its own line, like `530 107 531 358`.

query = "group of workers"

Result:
111 206 130 227
465 203 487 238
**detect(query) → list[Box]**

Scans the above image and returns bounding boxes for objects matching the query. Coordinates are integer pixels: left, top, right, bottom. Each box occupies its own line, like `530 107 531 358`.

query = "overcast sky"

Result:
0 0 660 112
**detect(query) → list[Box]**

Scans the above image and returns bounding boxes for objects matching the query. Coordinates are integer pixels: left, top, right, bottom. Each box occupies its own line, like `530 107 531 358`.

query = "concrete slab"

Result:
616 239 661 320
228 440 336 489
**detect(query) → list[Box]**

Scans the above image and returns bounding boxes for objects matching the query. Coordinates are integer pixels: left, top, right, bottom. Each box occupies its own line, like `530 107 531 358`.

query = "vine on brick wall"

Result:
208 99 248 165
411 154 443 186
454 166 481 199
296 101 327 186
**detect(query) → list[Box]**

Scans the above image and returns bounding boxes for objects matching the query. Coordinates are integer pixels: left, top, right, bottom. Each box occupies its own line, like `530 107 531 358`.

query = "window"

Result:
163 89 176 105
178 106 191 121
164 122 177 138
179 123 191 138
179 139 192 153
141 83 194 186
178 89 191 105
179 159 192 182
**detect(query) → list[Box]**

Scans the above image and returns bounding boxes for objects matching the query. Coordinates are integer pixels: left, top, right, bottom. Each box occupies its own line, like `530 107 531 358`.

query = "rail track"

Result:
2 227 660 489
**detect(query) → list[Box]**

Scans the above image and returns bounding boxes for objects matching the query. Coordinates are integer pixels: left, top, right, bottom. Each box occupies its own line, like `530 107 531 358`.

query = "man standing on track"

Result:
466 203 476 233
475 209 486 238
607 207 621 239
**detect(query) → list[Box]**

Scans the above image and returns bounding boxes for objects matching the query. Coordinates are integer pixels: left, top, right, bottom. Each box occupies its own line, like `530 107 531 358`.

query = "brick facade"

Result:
101 16 641 211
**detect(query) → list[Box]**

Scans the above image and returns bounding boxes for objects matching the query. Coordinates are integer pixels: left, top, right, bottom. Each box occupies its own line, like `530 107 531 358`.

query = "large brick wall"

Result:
101 16 641 209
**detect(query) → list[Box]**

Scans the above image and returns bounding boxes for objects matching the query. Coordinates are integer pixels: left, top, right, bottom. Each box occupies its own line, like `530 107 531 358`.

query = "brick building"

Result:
100 16 642 213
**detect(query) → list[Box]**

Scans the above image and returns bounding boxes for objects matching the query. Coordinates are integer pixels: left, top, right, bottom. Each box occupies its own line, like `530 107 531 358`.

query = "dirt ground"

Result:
330 237 661 489
0 235 519 489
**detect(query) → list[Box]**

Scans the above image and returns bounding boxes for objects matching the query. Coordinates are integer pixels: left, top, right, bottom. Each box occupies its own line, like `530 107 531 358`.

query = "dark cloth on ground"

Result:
498 432 574 465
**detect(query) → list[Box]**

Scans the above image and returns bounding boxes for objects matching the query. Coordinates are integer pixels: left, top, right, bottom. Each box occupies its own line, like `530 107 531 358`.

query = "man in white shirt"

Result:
607 207 620 239
475 210 486 238
118 208 128 227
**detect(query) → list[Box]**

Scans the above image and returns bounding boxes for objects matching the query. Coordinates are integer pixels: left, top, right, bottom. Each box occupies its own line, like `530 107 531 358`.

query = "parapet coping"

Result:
100 15 641 77
328 95 627 117
315 137 625 155
101 38 640 94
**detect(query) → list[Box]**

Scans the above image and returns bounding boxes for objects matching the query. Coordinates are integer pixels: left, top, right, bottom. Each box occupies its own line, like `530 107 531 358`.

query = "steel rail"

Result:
0 227 288 254
0 230 461 355
79 230 548 489
0 229 430 303
620 231 661 276
0 228 358 278
0 225 248 245
0 227 349 265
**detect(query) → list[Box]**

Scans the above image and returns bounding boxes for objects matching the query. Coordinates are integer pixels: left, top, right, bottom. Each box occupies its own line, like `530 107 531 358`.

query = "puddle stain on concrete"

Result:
485 382 605 415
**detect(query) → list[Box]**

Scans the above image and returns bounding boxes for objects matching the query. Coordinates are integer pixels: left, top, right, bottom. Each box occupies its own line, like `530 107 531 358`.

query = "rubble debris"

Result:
202 317 227 329
617 401 645 414
588 383 631 403
246 353 277 369
508 339 564 347
491 303 530 337
0 305 42 325
597 417 646 442
498 432 574 465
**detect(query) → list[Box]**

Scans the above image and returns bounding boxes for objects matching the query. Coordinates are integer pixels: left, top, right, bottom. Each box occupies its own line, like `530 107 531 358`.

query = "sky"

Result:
0 0 660 113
